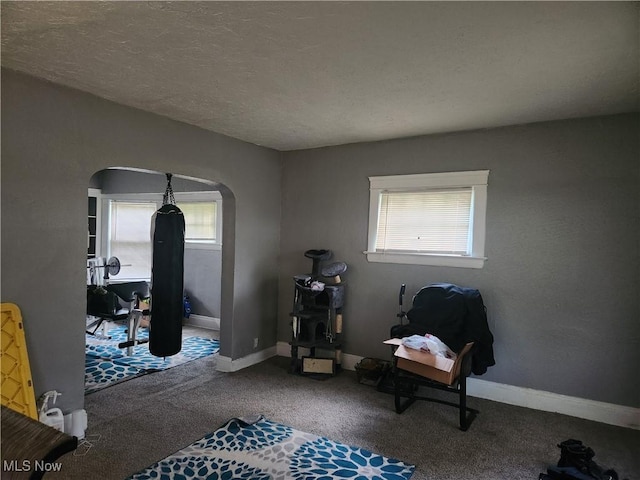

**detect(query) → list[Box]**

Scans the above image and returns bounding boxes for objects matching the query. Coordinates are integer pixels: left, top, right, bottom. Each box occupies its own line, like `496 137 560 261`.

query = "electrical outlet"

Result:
253 337 259 348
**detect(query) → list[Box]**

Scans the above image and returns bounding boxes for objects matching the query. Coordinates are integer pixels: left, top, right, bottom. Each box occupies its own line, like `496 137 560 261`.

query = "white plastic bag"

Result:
402 334 457 359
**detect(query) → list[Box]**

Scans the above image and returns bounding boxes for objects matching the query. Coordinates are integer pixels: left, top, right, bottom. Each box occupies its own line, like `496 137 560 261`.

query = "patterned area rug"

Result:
127 415 415 480
85 325 219 394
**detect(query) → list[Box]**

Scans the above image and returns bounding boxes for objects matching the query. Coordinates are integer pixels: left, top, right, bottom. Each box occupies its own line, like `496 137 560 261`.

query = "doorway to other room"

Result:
85 168 222 394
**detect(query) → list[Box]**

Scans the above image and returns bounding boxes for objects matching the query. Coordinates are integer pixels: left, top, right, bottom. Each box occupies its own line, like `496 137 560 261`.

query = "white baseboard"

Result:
184 314 219 330
466 378 640 430
216 345 277 372
275 341 639 430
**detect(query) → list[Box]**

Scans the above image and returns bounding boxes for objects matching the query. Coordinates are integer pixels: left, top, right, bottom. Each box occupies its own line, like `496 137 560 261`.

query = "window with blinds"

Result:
367 170 489 268
178 202 217 243
376 188 472 254
109 201 157 279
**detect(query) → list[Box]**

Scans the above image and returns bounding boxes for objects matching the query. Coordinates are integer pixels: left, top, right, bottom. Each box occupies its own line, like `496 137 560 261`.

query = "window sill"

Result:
364 251 486 269
108 277 151 284
185 242 222 251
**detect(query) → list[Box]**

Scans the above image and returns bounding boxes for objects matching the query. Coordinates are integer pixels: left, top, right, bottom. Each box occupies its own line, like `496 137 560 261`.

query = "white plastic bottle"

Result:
38 390 65 432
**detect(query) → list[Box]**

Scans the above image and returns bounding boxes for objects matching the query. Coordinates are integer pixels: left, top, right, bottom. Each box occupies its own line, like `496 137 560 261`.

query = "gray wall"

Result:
93 169 222 318
96 169 219 194
2 66 637 414
184 250 221 318
280 113 639 408
1 69 282 413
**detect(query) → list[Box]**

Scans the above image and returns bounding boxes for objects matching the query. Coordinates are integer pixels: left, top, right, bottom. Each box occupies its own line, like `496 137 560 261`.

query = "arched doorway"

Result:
85 167 232 394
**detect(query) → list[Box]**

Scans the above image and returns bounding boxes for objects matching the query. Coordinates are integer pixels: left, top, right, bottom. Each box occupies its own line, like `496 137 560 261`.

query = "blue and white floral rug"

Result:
126 415 415 480
85 325 219 394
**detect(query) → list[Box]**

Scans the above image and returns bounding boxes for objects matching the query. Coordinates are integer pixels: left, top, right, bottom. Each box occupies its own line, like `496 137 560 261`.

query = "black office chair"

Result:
86 281 150 354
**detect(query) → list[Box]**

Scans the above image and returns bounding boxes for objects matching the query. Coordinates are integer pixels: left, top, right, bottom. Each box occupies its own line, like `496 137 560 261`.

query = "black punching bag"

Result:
149 174 185 357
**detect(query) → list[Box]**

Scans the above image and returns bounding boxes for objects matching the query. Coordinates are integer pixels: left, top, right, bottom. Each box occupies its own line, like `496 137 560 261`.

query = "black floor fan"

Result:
149 173 185 357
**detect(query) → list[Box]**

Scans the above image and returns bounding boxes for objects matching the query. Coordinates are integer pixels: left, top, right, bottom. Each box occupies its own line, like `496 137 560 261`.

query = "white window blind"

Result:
376 188 472 254
109 201 156 279
178 202 217 242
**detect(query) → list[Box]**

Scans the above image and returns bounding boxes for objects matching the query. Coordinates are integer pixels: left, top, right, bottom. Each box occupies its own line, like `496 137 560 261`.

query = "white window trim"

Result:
365 170 489 269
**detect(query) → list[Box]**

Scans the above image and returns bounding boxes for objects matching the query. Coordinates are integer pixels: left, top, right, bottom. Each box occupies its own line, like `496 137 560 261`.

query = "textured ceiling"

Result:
1 1 638 151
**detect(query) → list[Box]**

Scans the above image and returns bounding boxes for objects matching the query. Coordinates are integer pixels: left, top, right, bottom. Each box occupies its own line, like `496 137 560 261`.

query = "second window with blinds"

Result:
366 170 489 269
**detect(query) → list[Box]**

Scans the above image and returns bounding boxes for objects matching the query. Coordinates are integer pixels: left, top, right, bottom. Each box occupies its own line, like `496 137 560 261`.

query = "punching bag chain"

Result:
163 173 176 205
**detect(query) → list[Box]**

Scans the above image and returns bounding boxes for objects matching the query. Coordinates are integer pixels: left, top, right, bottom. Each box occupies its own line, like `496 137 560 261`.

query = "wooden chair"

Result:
393 342 479 431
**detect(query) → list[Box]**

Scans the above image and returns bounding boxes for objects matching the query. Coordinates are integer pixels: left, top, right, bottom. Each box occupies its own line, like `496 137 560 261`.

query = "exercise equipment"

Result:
87 256 124 285
149 174 185 357
86 252 150 354
86 281 151 355
96 256 121 277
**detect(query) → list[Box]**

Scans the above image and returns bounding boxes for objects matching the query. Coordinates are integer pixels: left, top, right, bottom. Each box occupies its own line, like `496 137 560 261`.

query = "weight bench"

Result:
86 281 150 355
